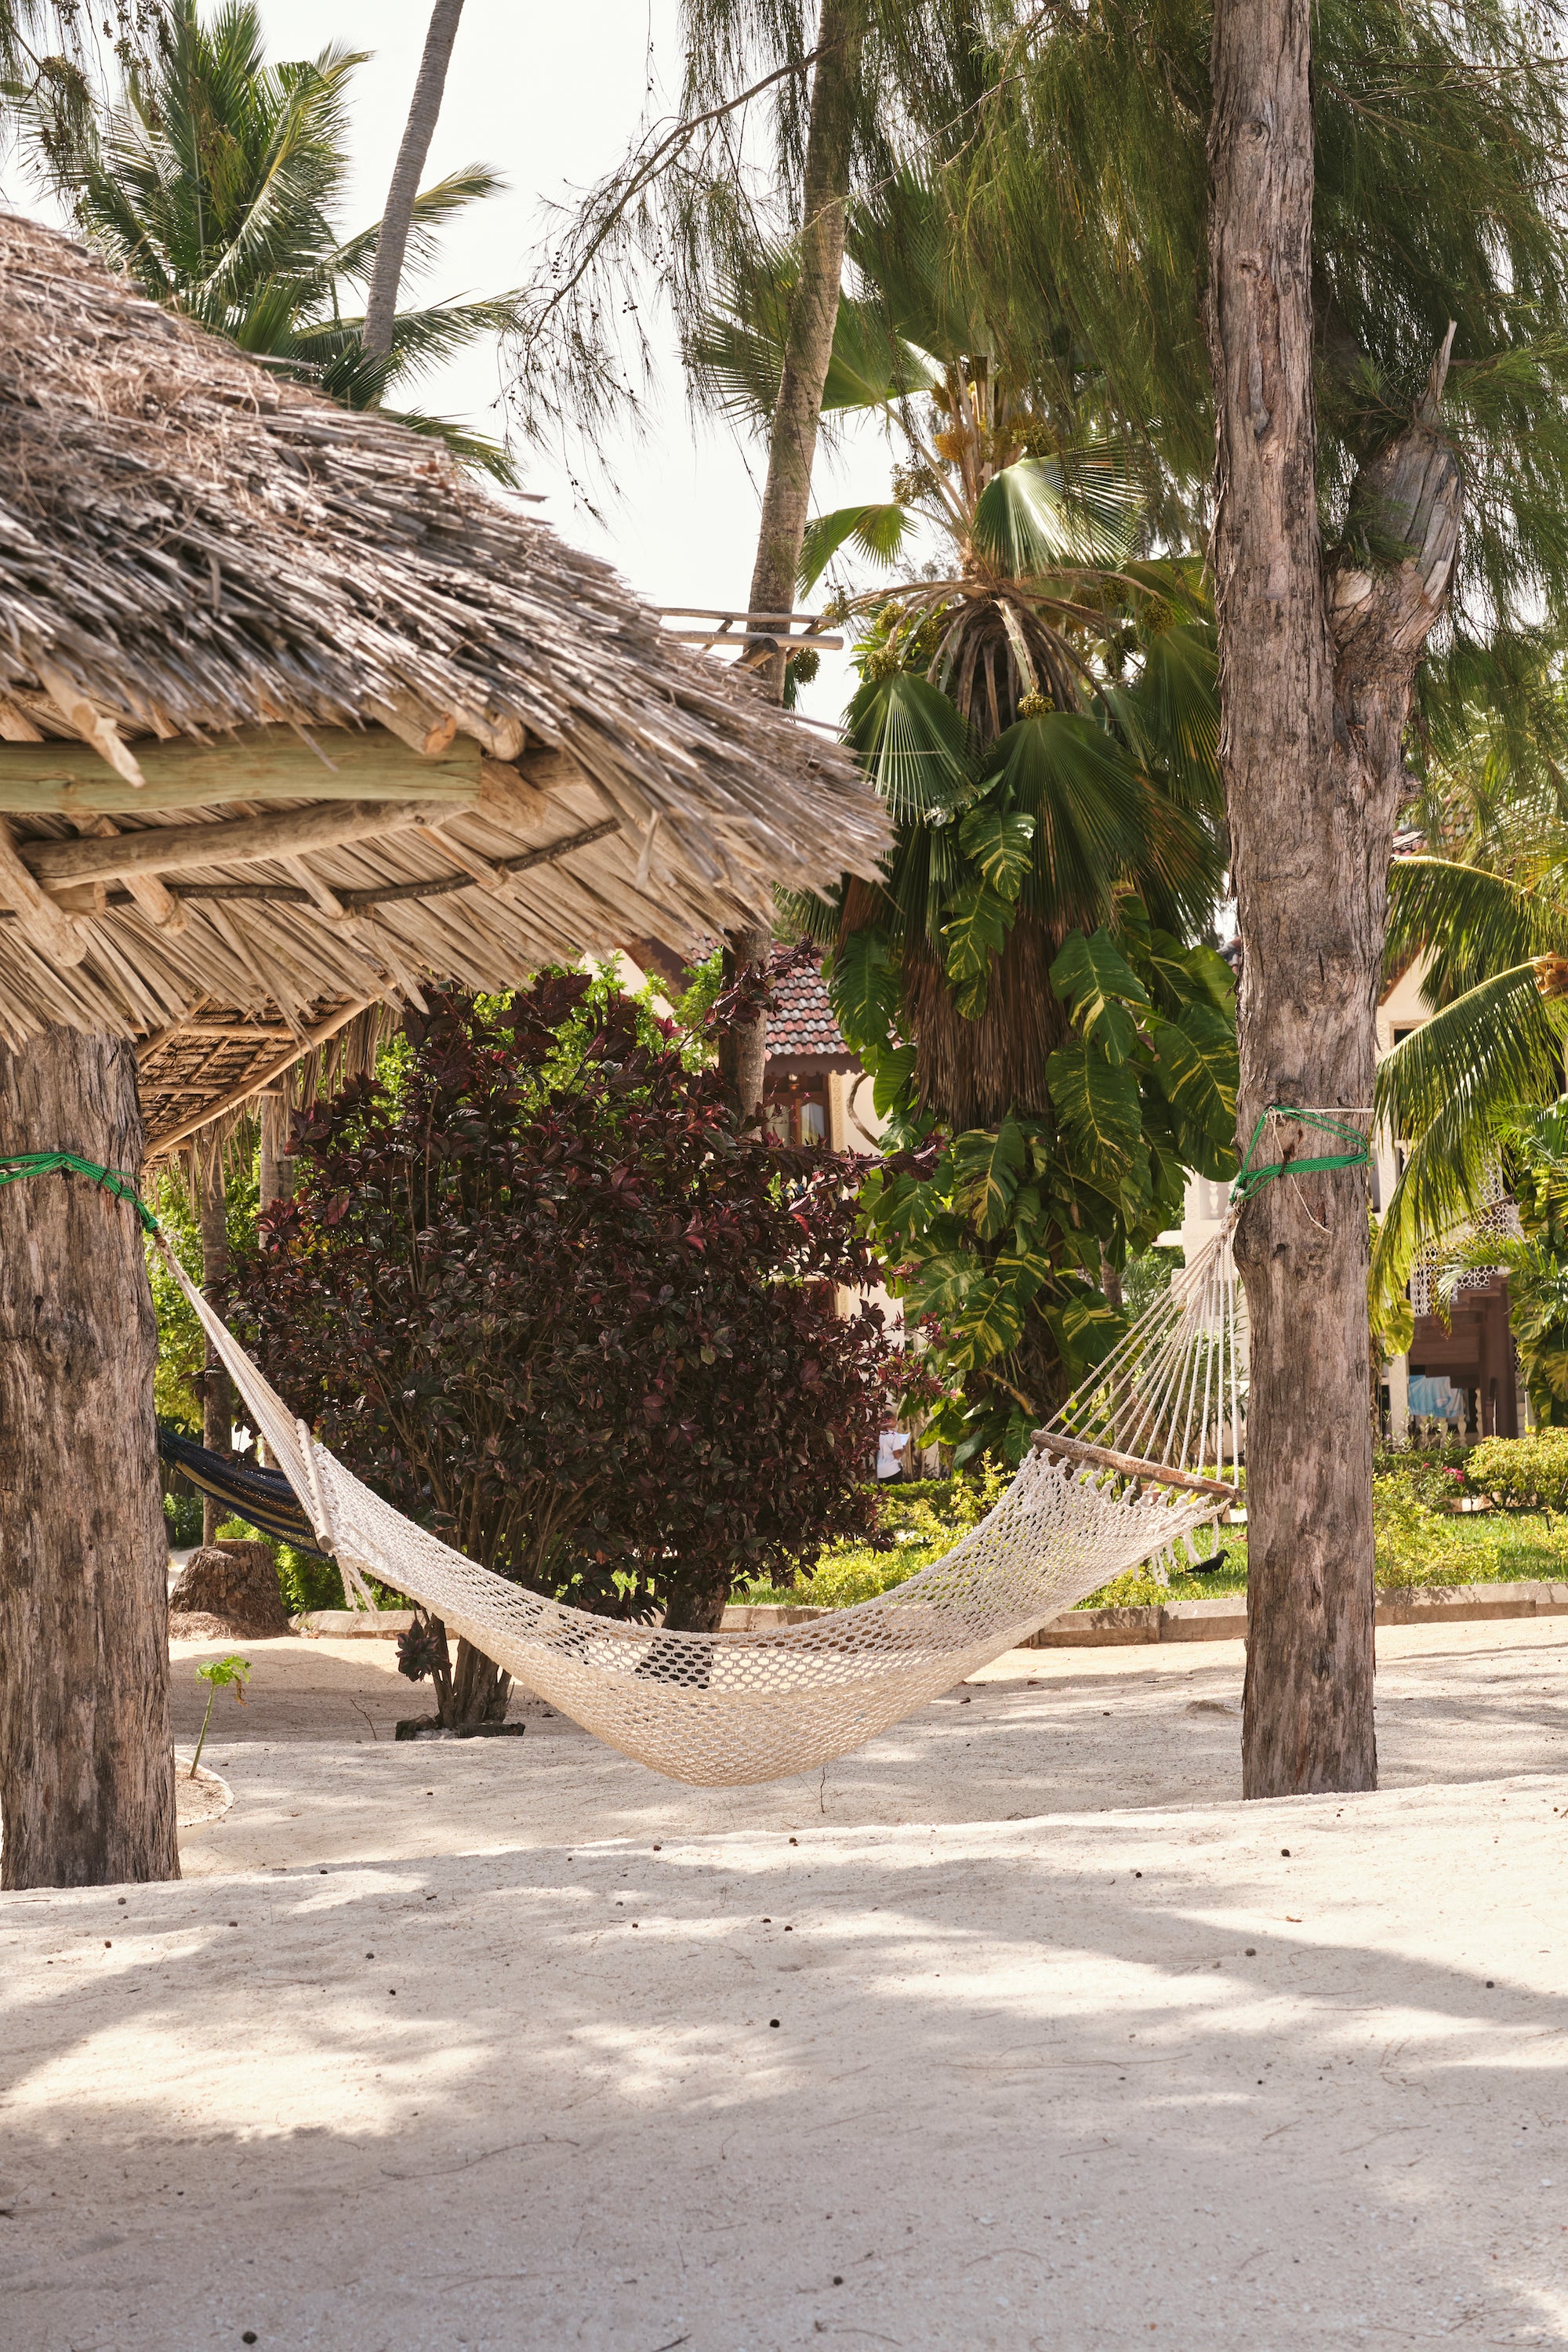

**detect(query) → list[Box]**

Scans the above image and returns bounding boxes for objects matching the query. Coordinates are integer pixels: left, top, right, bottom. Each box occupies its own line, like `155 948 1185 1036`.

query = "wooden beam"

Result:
0 724 481 816
1033 1428 1240 1502
655 608 826 625
659 630 844 649
16 797 462 886
0 817 87 965
145 996 381 1155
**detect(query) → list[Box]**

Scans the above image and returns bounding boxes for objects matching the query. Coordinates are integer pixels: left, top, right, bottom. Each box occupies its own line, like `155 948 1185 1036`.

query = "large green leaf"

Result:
1147 1004 1238 1174
909 1251 979 1319
798 503 910 595
959 804 1036 901
825 929 900 1056
982 711 1152 936
942 883 1014 989
846 671 974 822
871 1043 917 1120
1046 1043 1142 1175
947 1120 1026 1240
992 1237 1054 1306
946 1279 1026 1367
1043 1287 1124 1376
970 449 1142 575
1050 928 1149 1063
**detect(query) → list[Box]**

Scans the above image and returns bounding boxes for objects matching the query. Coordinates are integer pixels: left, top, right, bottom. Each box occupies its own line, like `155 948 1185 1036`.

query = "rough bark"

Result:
361 0 466 365
258 1095 294 1212
1207 0 1461 1798
415 1616 511 1728
196 1138 230 1546
661 1563 731 1636
0 1025 178 1886
716 922 771 1131
742 0 860 700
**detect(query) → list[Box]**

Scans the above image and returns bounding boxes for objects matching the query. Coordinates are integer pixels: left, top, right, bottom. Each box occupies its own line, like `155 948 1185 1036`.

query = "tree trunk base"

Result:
0 1025 178 1888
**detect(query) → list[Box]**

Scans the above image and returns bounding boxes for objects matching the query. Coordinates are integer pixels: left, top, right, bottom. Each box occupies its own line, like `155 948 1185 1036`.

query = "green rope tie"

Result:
1230 1105 1373 1207
0 1149 159 1234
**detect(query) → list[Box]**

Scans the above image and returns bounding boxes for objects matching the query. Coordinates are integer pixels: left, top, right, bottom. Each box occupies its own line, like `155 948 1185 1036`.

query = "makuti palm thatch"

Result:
0 212 886 1068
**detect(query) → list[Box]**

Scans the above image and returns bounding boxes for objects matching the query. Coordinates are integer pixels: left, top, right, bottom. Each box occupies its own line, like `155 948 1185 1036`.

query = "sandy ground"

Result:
2 1622 1566 2351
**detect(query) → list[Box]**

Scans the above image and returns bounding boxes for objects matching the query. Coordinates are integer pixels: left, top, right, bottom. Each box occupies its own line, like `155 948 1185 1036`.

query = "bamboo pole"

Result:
147 996 381 1156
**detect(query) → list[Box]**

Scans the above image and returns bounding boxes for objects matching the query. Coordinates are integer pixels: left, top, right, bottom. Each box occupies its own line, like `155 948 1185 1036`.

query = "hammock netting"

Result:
157 1422 332 1557
158 1225 1248 1787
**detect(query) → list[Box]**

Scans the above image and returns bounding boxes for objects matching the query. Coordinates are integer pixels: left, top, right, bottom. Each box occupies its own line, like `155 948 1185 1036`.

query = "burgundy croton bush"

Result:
230 976 894 1630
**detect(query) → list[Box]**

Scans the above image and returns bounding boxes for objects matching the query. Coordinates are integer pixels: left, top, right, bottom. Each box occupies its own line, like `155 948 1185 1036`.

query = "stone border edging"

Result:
728 1581 1568 1647
292 1581 1568 1652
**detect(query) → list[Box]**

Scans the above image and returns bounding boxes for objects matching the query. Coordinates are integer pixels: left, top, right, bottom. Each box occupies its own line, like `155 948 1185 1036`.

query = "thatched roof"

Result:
0 212 884 1081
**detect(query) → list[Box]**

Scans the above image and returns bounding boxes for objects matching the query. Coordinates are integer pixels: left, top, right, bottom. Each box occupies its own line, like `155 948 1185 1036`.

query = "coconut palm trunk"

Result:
0 1026 179 1887
742 0 860 704
1207 0 1463 1796
361 0 466 365
717 4 862 1151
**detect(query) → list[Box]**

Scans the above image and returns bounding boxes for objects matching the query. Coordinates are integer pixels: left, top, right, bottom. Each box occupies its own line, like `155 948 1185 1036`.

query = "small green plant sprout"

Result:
190 1653 250 1777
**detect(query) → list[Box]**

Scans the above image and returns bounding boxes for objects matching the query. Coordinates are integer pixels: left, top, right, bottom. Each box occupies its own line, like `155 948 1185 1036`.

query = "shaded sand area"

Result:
2 1622 1566 2350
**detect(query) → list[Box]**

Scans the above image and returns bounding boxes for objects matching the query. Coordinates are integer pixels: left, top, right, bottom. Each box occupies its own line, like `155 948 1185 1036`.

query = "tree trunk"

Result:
361 0 466 365
448 1635 510 1726
259 1094 294 1213
716 922 771 1129
0 1025 179 1887
1207 0 1462 1798
742 0 859 702
196 1136 230 1545
662 1563 731 1636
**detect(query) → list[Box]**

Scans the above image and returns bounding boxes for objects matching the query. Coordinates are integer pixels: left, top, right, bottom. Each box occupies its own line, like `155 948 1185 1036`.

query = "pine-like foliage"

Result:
9 0 519 477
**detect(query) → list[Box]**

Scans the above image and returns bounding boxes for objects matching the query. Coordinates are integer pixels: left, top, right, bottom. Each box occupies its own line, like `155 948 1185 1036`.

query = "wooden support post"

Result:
0 1025 178 1887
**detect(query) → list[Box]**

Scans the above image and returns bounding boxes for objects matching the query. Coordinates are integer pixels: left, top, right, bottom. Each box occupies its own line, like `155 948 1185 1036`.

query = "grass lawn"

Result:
742 1492 1568 1613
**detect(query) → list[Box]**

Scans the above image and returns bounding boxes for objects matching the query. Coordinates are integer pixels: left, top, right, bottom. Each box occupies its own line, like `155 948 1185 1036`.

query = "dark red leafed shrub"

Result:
230 979 891 1628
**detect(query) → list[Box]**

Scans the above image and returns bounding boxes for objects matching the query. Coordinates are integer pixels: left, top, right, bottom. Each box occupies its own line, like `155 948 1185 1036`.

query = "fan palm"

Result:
698 173 1226 1119
695 178 1232 1453
13 0 517 478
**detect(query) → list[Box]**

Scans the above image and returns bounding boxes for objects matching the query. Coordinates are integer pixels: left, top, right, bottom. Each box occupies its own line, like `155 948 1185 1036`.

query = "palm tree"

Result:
695 180 1234 1453
15 0 517 477
699 172 1225 1120
361 0 466 366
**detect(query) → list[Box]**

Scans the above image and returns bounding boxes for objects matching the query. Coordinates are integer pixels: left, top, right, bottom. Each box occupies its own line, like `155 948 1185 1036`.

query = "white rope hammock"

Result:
161 1226 1247 1787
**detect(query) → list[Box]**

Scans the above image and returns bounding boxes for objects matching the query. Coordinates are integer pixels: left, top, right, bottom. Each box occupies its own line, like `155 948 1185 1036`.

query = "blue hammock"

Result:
157 1423 332 1559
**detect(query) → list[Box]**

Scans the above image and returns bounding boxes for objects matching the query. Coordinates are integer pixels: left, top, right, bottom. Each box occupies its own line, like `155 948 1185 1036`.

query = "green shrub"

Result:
1373 1441 1473 1506
1372 1478 1494 1589
211 1517 365 1615
1468 1432 1568 1515
163 1488 204 1547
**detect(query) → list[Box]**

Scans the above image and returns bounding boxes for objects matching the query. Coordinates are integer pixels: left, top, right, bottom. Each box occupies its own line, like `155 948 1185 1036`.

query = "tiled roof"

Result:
768 947 853 1059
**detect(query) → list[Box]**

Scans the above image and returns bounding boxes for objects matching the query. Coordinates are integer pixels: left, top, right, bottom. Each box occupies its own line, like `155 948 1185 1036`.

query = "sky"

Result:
252 0 895 722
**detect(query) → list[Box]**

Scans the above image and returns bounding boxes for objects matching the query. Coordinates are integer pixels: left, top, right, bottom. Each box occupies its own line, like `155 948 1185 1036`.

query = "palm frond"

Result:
1372 965 1567 1303
984 709 1152 937
1387 855 1568 1002
846 670 974 822
798 501 909 593
971 452 1142 575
